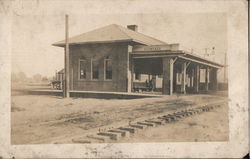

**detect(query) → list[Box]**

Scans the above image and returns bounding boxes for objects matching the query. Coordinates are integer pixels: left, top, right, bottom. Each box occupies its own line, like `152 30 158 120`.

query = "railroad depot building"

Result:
53 24 223 95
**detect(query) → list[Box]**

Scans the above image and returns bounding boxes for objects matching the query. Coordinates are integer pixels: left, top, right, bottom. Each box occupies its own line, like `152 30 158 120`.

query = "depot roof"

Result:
53 24 167 47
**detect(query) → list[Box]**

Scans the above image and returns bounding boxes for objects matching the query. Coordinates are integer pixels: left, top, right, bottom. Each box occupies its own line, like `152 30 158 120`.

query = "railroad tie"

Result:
173 112 183 117
80 103 223 143
203 107 209 111
172 114 183 119
137 121 155 127
145 120 164 125
118 127 138 133
186 111 194 115
72 138 91 144
183 112 190 116
180 112 189 116
160 115 176 122
196 108 203 113
108 129 130 137
97 132 121 140
130 123 147 129
168 115 178 120
86 135 108 142
165 117 173 122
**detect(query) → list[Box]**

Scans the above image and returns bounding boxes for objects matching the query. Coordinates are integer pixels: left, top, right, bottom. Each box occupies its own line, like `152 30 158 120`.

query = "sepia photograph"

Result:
0 0 248 158
11 13 229 145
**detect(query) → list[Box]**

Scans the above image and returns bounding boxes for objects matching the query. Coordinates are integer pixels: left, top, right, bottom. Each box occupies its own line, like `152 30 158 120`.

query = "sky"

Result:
11 1 227 81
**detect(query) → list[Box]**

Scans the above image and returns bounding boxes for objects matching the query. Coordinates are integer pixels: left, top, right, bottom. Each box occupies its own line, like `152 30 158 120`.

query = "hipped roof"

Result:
53 24 166 46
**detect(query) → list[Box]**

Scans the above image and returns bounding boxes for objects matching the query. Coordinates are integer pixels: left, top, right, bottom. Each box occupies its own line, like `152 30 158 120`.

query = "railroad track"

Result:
71 102 225 143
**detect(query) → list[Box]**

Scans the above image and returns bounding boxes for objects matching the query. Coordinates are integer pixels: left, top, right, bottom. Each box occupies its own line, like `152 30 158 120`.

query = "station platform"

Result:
21 89 164 99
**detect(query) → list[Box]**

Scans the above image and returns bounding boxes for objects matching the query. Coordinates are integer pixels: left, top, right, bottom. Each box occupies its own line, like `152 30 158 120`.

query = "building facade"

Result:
53 24 223 95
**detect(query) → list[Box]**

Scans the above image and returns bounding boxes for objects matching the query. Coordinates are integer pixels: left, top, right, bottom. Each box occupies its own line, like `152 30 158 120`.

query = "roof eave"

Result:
131 39 159 46
52 43 64 47
52 39 135 47
182 52 224 68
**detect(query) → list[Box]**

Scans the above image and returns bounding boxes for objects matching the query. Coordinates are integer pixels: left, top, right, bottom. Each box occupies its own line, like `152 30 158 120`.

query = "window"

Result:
176 73 182 85
104 59 112 80
207 69 210 83
135 73 141 81
200 69 206 83
79 59 87 79
92 60 99 80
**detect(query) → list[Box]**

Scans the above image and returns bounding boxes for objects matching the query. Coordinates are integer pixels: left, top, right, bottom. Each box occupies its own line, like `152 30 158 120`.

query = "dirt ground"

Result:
11 84 228 144
118 102 228 142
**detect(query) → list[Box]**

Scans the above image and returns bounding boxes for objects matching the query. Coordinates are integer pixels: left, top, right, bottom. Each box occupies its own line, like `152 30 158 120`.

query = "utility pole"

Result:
64 14 70 98
211 47 215 61
203 48 209 58
55 70 57 80
203 47 215 61
224 52 227 83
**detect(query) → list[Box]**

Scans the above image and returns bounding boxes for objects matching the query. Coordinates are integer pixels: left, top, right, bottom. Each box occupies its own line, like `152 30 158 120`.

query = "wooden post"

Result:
162 58 174 95
170 59 174 95
191 69 194 88
71 67 73 90
181 62 186 94
194 65 200 93
131 58 134 92
214 69 218 90
127 45 133 92
211 68 218 91
64 14 70 98
205 67 209 92
224 53 227 83
152 75 156 91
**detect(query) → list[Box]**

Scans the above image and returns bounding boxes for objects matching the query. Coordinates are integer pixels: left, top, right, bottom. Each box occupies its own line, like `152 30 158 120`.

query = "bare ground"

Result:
117 102 228 142
11 84 228 144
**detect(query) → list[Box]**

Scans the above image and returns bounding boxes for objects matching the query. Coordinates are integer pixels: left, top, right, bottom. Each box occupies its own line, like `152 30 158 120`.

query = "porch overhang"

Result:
131 50 223 69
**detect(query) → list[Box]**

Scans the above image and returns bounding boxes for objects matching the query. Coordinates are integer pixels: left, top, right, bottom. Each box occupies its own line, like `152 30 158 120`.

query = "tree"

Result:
17 72 27 82
32 74 42 82
41 76 49 82
11 73 18 83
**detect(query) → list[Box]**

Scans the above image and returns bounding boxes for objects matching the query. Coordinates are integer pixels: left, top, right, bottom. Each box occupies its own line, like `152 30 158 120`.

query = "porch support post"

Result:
211 68 218 91
205 67 209 92
130 58 134 92
152 75 156 91
162 57 174 95
191 68 194 88
181 62 187 94
127 45 133 92
194 65 200 93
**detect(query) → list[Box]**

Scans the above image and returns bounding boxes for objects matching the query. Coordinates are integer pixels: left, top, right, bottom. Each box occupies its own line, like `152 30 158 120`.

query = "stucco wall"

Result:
69 43 129 92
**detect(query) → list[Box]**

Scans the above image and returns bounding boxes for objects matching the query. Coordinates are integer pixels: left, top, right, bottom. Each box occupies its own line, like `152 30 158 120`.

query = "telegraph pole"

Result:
203 48 209 58
211 47 215 61
64 14 70 98
224 52 227 83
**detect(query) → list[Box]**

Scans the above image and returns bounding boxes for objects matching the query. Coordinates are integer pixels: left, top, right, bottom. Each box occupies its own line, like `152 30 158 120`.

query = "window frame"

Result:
135 72 141 81
176 72 182 85
199 68 206 83
78 59 87 80
104 58 112 81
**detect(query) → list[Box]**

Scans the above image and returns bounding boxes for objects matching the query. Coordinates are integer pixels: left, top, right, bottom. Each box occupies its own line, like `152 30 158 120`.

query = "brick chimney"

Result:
127 25 138 32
